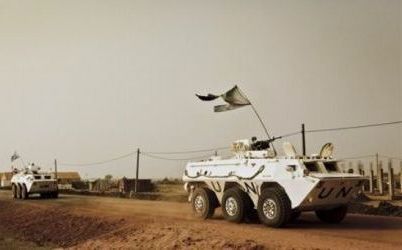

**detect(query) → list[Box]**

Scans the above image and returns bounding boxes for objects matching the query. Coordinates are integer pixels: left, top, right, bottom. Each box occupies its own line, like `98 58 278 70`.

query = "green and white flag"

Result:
196 85 251 112
11 151 20 162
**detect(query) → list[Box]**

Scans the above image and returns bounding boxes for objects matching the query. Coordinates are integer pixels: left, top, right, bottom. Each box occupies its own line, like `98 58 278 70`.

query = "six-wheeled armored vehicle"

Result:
183 139 365 227
11 163 58 199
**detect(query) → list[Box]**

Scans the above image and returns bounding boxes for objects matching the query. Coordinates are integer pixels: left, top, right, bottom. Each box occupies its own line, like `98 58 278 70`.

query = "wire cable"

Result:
338 155 376 161
55 119 401 166
279 131 301 138
59 151 136 166
378 155 402 161
142 146 229 155
141 152 214 161
306 120 402 133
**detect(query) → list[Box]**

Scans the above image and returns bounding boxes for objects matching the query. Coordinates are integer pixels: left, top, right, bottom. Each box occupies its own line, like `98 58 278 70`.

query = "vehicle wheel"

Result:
191 187 217 219
315 205 348 224
12 184 17 199
40 193 49 199
16 184 22 199
21 185 29 200
51 191 59 199
222 187 249 223
289 210 301 223
257 187 292 228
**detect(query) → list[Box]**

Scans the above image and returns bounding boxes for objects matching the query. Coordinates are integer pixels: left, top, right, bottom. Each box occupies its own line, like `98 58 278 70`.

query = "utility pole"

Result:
54 159 58 183
369 162 374 193
301 123 306 156
375 153 379 192
388 160 394 200
135 148 140 193
379 161 384 195
400 161 402 193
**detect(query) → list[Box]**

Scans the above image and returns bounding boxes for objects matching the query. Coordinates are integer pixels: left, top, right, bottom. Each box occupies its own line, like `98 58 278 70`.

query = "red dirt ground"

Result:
1 191 402 249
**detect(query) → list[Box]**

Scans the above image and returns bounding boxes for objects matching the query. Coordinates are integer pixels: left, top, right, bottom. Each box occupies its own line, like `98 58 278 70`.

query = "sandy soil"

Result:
0 191 402 250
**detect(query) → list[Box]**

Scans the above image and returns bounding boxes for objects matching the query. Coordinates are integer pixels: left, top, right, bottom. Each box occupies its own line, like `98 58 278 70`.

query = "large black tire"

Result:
12 184 17 199
315 205 348 224
40 192 48 199
21 185 29 200
50 191 59 199
222 187 250 223
191 187 217 219
257 187 292 228
16 184 22 199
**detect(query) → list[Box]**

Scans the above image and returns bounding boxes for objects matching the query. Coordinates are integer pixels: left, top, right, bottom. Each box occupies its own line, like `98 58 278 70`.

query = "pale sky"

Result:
0 0 401 179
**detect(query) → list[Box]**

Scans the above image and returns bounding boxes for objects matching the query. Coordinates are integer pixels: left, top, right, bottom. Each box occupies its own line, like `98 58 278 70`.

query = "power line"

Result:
338 154 402 161
141 152 214 161
59 151 136 166
378 155 402 161
56 120 402 166
142 146 229 155
306 120 402 133
338 155 375 161
279 131 301 138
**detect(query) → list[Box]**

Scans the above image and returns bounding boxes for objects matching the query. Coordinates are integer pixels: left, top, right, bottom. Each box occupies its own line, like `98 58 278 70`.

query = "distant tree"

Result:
105 174 113 181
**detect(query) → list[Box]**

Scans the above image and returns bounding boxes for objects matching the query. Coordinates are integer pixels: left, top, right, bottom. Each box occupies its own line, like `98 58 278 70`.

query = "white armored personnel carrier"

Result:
11 163 59 199
183 139 364 227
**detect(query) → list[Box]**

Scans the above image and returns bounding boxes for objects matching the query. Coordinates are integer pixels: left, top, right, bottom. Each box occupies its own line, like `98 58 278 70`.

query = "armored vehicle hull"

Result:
183 143 365 227
11 172 58 199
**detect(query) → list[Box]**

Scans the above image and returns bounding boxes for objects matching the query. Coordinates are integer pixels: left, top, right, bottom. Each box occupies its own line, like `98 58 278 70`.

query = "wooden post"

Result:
358 161 364 191
379 161 384 195
358 161 363 175
348 162 354 173
388 160 394 200
369 162 374 193
339 163 345 173
375 153 379 191
54 159 58 183
135 148 140 193
341 163 346 173
400 161 402 193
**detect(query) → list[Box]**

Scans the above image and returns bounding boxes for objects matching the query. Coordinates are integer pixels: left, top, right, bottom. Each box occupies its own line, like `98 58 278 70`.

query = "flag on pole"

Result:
11 151 20 162
196 85 251 112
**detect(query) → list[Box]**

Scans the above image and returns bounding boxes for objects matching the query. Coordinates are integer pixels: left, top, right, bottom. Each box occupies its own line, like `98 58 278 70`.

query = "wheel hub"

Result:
262 198 277 219
225 197 238 216
194 195 205 213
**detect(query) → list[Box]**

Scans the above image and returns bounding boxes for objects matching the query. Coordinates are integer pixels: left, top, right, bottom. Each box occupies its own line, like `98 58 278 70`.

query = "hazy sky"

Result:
0 0 401 178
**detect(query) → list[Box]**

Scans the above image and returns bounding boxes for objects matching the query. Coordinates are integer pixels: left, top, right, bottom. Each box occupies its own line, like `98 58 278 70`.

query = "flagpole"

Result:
250 103 272 140
249 103 277 154
237 86 277 153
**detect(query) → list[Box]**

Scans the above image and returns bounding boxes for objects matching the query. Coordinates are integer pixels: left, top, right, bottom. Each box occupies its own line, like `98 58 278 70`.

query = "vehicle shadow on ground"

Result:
24 195 71 200
214 212 402 230
287 213 402 230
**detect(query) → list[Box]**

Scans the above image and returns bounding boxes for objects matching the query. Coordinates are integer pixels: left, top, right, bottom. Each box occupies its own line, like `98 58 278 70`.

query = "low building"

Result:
0 172 13 187
89 179 119 192
118 177 154 193
54 172 81 190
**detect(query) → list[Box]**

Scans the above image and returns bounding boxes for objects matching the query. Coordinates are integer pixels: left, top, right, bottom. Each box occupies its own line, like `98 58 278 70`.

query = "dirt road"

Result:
0 191 401 249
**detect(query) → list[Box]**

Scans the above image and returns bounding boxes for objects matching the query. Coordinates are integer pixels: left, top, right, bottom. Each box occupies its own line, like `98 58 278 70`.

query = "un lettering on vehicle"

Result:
317 186 353 199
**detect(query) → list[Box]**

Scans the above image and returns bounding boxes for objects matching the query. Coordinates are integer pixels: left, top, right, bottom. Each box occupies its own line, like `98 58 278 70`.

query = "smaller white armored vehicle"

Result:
11 163 58 199
183 139 365 228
